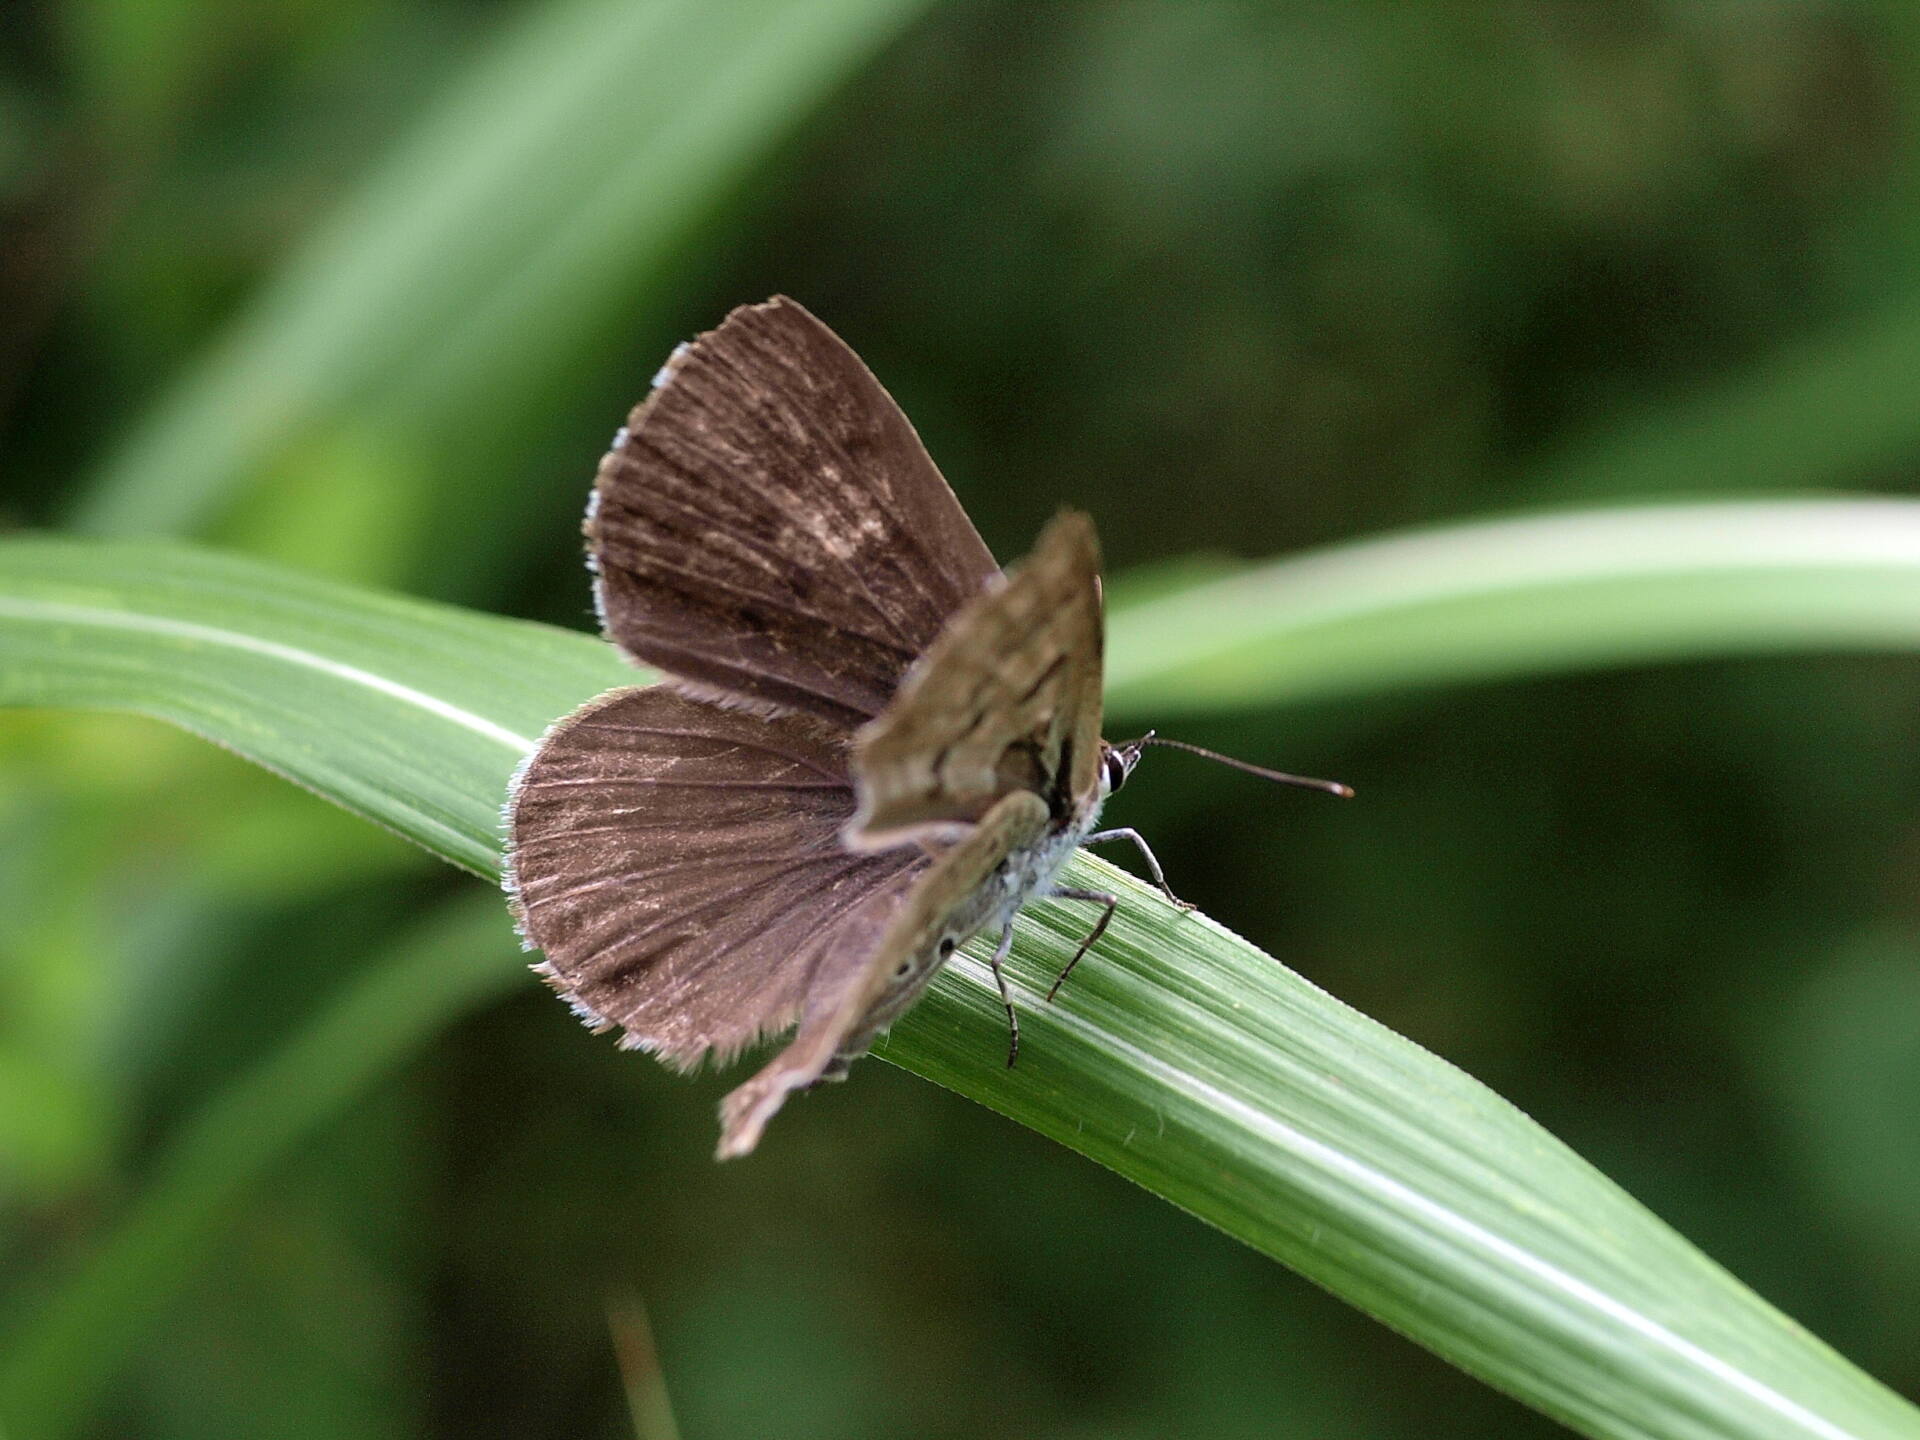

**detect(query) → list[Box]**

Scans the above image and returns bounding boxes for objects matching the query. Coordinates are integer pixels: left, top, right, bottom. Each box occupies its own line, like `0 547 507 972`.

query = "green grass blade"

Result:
1105 498 1920 720
69 0 932 538
0 537 631 874
2 517 1917 1440
882 874 1915 1440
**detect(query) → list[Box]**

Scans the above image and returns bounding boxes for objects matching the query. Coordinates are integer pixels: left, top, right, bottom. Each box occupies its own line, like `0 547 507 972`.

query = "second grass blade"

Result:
71 0 934 540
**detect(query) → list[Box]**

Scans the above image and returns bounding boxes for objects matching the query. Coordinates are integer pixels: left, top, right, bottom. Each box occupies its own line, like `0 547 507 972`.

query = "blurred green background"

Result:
5 1 1920 1436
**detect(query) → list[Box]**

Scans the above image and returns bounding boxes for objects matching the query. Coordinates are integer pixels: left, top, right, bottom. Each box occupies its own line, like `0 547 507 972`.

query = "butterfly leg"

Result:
1045 886 1118 1002
1082 828 1193 910
810 1055 854 1088
987 921 1021 1068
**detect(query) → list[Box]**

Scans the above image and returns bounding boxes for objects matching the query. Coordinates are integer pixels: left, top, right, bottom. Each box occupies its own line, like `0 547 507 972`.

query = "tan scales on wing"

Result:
844 511 1106 848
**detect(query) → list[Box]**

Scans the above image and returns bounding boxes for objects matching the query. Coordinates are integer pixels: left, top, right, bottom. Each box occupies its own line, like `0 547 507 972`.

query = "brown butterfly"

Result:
505 297 1343 1158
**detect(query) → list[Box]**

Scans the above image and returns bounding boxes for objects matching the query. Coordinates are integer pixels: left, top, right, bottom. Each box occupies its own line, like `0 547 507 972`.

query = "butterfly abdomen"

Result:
833 793 1106 1060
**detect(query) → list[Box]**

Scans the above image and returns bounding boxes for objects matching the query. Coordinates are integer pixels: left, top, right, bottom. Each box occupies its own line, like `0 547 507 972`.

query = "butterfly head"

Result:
1099 733 1153 797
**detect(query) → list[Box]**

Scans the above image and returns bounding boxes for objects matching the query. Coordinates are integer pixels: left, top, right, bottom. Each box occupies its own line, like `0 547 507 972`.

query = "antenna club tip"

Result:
1329 783 1356 799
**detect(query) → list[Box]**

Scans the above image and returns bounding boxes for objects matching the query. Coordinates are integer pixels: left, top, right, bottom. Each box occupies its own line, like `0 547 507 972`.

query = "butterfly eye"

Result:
1102 750 1129 794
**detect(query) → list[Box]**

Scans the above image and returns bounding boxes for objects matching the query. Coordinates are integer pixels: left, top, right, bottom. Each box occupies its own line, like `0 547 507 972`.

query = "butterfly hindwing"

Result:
589 297 1002 729
506 686 925 1066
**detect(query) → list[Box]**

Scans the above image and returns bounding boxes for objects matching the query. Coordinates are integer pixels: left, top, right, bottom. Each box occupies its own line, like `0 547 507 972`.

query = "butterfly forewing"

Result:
589 297 1001 728
508 687 924 1065
844 510 1107 849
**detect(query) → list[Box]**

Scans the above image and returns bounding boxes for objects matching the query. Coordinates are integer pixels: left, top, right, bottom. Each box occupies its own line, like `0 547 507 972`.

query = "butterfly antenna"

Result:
1135 735 1354 798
